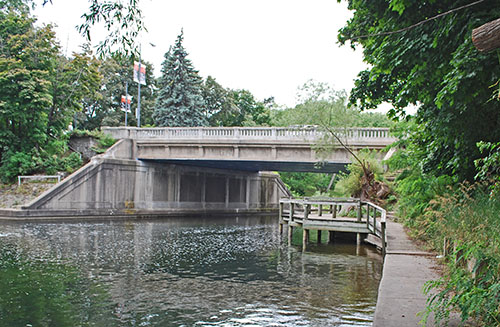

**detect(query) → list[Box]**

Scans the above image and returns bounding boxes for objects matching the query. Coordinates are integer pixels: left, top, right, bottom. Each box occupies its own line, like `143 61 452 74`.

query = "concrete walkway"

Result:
373 216 465 327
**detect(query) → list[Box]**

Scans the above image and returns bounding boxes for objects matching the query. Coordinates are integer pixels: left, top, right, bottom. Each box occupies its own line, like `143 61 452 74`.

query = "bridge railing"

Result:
102 126 395 144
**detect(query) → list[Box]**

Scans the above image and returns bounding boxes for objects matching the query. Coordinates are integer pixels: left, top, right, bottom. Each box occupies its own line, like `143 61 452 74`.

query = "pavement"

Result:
373 216 467 327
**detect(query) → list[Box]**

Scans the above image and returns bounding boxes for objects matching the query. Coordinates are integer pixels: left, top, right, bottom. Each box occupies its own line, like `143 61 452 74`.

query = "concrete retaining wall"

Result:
0 139 289 219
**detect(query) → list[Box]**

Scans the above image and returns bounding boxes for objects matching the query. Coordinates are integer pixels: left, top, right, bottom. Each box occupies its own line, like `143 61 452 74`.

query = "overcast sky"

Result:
34 0 368 108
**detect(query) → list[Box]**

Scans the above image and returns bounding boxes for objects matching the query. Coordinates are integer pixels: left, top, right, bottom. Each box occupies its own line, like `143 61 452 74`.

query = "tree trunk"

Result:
472 18 500 52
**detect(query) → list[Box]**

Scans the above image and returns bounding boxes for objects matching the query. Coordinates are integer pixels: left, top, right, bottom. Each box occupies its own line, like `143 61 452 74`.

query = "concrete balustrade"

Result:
101 127 396 173
102 126 396 145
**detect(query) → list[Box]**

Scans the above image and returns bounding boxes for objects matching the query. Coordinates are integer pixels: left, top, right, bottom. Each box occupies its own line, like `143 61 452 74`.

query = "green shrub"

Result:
333 150 384 197
421 185 500 326
279 172 336 197
0 151 36 182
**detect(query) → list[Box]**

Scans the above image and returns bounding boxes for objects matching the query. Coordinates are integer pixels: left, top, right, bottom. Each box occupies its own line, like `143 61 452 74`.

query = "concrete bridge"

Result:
0 127 396 220
102 126 396 173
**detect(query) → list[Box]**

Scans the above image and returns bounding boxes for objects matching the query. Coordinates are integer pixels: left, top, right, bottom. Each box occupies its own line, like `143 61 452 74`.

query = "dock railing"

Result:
279 197 387 254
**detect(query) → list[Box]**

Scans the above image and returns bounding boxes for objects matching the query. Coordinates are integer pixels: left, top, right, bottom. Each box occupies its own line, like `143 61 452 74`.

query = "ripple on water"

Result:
0 217 382 327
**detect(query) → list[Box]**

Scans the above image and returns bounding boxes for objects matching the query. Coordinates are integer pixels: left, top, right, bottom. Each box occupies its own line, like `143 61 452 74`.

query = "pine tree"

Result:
153 30 207 127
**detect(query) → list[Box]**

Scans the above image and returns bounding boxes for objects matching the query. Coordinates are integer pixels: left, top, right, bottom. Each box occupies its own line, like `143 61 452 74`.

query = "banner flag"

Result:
133 61 146 85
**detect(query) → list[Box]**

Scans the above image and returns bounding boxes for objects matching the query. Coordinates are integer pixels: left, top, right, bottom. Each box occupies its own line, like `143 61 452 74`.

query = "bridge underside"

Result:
140 158 348 173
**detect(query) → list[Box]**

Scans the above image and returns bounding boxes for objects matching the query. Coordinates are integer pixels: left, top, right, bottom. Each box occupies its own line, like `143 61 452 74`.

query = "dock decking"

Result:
279 198 387 253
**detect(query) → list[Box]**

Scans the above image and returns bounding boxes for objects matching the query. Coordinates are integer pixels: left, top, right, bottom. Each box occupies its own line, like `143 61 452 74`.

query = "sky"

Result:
34 0 368 108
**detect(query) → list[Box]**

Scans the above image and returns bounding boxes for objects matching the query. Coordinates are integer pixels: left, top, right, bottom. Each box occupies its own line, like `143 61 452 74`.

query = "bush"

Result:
279 172 336 197
0 151 36 183
421 184 500 326
333 150 384 197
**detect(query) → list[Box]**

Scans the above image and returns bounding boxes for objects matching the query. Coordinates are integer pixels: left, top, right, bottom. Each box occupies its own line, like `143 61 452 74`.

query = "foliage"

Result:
338 0 500 181
53 46 103 132
271 80 393 128
225 89 272 126
333 150 384 197
75 54 157 129
0 6 55 162
387 119 500 324
420 185 500 326
153 30 207 127
201 76 238 126
77 0 146 57
279 172 336 197
0 152 36 182
386 120 455 235
474 141 500 195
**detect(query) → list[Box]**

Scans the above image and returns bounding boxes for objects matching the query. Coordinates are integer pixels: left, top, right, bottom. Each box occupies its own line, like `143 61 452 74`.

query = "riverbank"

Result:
0 182 54 209
374 214 475 327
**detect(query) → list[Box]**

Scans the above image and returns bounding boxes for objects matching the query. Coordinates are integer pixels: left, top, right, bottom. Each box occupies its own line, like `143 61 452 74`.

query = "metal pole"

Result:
137 45 142 128
125 81 128 126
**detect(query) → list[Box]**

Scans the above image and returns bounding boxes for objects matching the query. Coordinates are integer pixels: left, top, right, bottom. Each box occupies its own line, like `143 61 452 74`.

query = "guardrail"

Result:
18 175 61 186
279 197 387 254
102 126 396 145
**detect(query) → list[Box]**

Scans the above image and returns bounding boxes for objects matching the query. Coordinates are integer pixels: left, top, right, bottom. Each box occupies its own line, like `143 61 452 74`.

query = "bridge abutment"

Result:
0 140 289 220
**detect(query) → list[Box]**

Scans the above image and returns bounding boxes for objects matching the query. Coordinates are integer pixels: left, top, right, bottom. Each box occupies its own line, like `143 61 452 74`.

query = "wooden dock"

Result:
279 197 387 253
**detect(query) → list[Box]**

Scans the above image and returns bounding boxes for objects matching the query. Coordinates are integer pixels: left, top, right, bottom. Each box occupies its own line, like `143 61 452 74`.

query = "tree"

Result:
153 30 207 127
0 3 56 162
56 46 102 132
224 89 271 126
201 76 239 126
338 0 500 181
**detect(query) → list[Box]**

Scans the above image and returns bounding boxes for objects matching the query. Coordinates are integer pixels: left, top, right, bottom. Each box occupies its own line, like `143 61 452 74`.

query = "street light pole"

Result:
125 81 128 126
137 44 142 128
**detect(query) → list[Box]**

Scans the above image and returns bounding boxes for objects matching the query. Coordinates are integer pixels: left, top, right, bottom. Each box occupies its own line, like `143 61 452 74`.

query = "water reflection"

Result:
0 216 382 326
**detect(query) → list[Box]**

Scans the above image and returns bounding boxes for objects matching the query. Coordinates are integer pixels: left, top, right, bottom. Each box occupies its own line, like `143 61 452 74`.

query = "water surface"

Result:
0 216 382 326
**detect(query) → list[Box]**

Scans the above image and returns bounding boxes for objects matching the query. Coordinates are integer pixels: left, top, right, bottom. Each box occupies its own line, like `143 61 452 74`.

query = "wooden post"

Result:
329 204 333 216
304 204 310 220
357 233 361 245
333 205 337 218
290 202 295 222
381 221 386 256
319 204 323 216
373 206 377 232
279 202 284 234
317 230 322 243
302 228 309 251
288 226 293 246
357 200 362 222
366 203 370 230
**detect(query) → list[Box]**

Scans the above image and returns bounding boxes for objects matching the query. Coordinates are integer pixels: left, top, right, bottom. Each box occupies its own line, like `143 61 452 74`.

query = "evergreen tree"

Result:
153 30 207 127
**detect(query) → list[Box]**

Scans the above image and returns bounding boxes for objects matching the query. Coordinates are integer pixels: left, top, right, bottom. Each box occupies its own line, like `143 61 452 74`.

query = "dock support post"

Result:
302 228 309 251
279 202 284 235
317 230 322 243
357 233 361 245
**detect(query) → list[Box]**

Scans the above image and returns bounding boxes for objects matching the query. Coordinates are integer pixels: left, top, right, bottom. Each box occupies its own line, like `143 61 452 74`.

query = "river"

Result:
0 216 382 326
